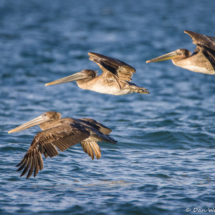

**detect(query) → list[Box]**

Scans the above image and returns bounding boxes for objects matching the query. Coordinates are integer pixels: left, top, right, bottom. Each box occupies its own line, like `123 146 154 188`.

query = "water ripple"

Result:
1 0 215 214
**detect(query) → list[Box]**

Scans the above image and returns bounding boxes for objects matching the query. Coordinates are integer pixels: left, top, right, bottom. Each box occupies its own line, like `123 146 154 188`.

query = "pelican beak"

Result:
146 50 180 63
45 71 89 86
8 115 49 134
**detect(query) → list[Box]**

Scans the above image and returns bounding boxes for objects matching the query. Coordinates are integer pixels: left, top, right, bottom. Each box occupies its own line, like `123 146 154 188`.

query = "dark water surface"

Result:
1 0 215 214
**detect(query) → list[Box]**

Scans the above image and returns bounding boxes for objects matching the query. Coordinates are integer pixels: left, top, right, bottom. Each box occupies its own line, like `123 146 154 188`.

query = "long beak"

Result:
45 71 89 86
146 51 180 63
8 115 49 134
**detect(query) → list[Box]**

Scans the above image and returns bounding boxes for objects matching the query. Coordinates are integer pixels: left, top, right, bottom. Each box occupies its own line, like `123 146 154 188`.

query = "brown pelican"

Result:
45 52 149 95
146 30 215 75
8 111 117 179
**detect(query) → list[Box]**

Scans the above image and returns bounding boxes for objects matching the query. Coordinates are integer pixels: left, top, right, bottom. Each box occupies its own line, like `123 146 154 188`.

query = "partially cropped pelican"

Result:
45 52 149 95
8 111 117 179
146 30 215 74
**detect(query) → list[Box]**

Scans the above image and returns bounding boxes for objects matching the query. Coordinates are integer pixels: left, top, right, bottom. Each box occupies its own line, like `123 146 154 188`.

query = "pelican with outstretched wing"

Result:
9 111 117 179
147 30 215 75
46 52 149 95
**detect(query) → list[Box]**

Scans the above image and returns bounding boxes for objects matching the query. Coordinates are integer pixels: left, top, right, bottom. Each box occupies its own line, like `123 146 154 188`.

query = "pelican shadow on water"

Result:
147 30 215 74
46 52 149 95
9 111 117 179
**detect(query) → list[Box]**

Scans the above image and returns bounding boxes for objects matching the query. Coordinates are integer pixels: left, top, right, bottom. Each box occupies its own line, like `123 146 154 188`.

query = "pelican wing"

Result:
201 47 215 71
184 30 215 51
88 52 136 81
79 129 117 160
78 118 112 135
77 118 116 160
81 140 101 160
16 123 90 179
88 129 117 145
185 31 215 71
80 128 117 160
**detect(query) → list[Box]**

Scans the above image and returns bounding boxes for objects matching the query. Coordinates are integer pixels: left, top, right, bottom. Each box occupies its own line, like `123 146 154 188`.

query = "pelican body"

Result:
8 111 117 179
147 30 215 75
46 52 149 95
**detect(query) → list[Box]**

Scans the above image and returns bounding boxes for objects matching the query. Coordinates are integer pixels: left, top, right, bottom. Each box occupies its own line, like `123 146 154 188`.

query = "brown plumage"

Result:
147 30 215 74
81 140 101 160
8 111 117 179
88 52 135 82
45 52 149 95
77 118 112 135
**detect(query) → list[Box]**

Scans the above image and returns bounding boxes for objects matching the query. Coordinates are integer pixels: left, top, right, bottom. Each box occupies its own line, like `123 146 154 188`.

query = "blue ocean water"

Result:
1 0 215 214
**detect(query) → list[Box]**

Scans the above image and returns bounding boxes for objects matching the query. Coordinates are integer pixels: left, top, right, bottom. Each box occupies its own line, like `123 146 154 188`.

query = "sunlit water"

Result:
1 0 215 214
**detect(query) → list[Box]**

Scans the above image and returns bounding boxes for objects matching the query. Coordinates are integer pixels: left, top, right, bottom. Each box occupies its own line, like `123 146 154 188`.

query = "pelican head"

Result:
8 111 61 134
45 70 97 86
146 49 191 63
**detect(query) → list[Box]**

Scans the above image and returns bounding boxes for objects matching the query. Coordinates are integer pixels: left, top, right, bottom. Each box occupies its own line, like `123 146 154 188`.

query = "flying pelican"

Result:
146 30 215 75
45 52 149 95
8 111 117 179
